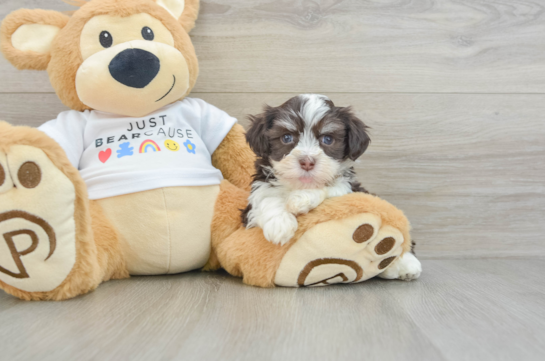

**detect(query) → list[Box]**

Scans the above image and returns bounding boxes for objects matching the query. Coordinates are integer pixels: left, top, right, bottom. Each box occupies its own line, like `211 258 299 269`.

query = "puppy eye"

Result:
281 134 294 144
142 27 155 41
321 135 334 145
99 31 113 48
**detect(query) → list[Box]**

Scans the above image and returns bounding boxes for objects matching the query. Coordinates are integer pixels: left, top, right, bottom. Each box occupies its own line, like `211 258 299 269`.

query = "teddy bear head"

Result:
1 0 200 117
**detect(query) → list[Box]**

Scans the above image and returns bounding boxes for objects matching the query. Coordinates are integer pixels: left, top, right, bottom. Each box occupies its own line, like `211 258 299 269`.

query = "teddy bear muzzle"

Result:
109 48 161 89
75 40 190 117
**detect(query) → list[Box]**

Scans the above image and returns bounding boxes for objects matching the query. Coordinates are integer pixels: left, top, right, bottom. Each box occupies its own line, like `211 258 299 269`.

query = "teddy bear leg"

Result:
204 181 276 286
89 201 130 283
205 180 282 286
211 185 415 288
0 123 128 300
204 180 248 272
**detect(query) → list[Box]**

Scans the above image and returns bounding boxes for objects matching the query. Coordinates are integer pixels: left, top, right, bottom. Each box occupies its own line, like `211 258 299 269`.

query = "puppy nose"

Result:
109 49 160 88
299 157 315 171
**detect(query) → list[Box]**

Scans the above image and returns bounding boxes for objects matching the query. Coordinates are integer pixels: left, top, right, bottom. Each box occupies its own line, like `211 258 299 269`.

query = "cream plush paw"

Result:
378 252 422 281
0 145 77 293
274 213 405 287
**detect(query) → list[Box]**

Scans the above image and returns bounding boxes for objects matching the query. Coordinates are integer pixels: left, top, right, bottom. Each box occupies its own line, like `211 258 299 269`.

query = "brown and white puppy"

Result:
241 94 423 281
241 94 371 245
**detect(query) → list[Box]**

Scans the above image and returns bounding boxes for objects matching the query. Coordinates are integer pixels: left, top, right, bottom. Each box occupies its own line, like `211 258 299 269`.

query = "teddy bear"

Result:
0 0 418 301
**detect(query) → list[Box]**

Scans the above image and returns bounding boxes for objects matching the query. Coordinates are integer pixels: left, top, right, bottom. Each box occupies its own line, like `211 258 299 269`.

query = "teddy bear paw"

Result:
274 213 405 287
0 145 77 293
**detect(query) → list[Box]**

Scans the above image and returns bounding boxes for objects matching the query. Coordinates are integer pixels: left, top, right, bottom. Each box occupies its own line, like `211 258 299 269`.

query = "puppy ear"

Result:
341 107 371 161
155 0 200 33
246 106 273 158
1 9 69 71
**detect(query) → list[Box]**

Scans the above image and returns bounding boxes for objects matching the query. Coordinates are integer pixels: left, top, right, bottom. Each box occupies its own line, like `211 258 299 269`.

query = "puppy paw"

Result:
262 212 299 246
378 252 422 281
286 189 326 215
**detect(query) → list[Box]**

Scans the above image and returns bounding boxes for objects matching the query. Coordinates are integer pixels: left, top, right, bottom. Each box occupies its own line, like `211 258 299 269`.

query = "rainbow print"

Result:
139 139 161 153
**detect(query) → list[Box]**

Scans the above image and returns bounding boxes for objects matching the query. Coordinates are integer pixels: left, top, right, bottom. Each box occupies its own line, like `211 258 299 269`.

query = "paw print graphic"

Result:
183 140 196 154
117 142 134 158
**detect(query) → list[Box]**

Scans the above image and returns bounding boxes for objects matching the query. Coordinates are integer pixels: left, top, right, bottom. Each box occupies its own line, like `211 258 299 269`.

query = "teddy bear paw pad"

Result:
274 213 404 287
0 146 77 293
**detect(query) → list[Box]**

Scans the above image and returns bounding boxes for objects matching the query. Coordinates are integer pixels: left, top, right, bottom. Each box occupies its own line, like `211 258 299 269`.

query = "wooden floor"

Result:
1 0 545 360
0 259 543 361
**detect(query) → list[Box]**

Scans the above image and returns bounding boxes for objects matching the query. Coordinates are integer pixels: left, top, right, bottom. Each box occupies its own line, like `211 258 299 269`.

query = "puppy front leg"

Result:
256 197 299 246
286 189 327 215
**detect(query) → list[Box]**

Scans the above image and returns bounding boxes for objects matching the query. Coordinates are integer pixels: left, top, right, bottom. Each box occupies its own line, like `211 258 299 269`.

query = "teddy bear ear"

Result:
0 9 69 71
156 0 200 33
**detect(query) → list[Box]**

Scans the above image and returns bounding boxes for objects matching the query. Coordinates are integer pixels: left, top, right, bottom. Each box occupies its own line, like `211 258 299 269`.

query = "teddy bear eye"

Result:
99 31 113 48
142 27 154 41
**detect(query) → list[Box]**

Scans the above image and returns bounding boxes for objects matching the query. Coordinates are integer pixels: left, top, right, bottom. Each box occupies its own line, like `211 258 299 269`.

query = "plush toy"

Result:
0 0 417 301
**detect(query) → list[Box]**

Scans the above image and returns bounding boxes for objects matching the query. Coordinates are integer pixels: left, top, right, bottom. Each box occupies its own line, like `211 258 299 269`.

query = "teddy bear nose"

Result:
109 48 161 89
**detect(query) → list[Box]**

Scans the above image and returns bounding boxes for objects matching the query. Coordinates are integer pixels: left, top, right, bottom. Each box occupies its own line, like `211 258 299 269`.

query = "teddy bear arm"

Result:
211 123 255 192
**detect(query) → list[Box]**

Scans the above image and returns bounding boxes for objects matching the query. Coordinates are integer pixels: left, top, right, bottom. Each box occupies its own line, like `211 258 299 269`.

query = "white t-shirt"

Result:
39 98 237 200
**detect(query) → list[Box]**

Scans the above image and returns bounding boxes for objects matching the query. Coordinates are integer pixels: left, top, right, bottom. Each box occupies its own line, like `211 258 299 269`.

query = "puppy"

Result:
241 94 371 245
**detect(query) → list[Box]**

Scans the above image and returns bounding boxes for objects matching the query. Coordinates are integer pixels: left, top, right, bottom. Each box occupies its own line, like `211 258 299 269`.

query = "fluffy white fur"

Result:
246 179 354 245
378 252 422 280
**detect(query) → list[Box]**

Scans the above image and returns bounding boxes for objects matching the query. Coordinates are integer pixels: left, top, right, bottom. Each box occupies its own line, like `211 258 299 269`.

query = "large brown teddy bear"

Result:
0 0 417 301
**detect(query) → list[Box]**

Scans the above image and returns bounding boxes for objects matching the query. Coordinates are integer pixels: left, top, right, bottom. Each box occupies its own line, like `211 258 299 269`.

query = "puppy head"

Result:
246 94 370 189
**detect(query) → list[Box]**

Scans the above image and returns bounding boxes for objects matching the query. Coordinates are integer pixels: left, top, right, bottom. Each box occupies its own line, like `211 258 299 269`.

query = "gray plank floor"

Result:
0 259 543 361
